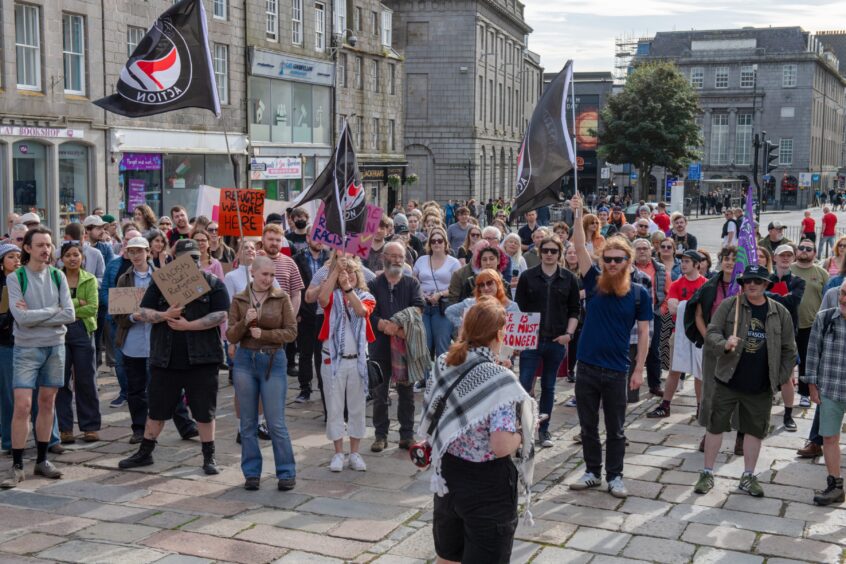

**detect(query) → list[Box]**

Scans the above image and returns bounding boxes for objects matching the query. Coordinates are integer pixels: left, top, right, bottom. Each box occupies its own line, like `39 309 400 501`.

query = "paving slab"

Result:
37 539 166 564
681 522 757 551
0 533 65 555
235 524 372 560
142 530 285 564
692 547 765 564
566 527 631 555
667 503 806 536
530 546 592 564
75 522 160 543
623 535 696 563
755 533 843 563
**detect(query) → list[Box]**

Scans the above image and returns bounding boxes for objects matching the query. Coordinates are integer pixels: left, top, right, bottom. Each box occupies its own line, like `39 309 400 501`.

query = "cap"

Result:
83 215 105 227
393 213 408 228
767 220 785 230
638 206 651 215
19 212 40 225
737 264 771 284
102 214 116 224
0 244 20 259
394 224 409 235
773 244 795 256
174 239 200 257
598 206 609 213
126 236 150 250
612 205 622 212
266 213 284 225
681 249 703 263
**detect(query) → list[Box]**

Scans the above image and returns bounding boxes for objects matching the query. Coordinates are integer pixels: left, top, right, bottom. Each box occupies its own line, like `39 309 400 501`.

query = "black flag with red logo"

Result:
292 122 367 238
94 0 220 118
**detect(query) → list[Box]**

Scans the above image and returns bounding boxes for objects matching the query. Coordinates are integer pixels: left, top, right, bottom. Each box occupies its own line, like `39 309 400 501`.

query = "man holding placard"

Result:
118 240 230 476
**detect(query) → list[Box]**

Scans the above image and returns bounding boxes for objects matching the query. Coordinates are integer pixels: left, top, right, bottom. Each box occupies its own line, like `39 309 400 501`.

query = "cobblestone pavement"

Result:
0 370 843 563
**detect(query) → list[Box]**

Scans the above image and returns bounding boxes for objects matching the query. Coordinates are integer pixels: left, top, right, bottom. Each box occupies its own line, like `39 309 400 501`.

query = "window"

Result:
127 25 145 56
338 53 347 88
388 119 395 151
710 113 729 165
354 116 363 148
388 63 396 95
781 106 795 118
314 3 325 52
381 9 392 47
371 118 379 150
354 56 362 89
783 64 797 87
735 113 752 165
213 0 227 19
333 0 346 35
62 14 85 95
690 67 704 88
507 86 512 127
488 78 494 124
714 66 729 88
779 138 793 165
354 7 361 31
498 83 504 124
266 0 278 40
373 60 380 92
15 3 41 90
371 11 378 37
740 65 755 88
213 43 228 104
292 0 302 45
479 76 484 121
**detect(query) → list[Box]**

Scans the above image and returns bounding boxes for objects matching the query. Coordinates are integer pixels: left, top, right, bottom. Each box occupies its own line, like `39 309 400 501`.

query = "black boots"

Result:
202 441 219 475
119 438 156 469
814 475 845 506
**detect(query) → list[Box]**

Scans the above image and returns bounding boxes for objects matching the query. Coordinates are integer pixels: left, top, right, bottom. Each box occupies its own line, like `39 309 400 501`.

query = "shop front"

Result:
359 162 408 212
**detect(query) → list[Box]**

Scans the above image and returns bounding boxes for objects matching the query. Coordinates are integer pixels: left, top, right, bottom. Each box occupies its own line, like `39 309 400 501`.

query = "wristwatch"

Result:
344 287 354 293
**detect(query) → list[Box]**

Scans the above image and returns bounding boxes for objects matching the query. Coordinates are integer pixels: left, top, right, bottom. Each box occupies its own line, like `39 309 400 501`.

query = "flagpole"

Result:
222 123 251 287
569 62 579 195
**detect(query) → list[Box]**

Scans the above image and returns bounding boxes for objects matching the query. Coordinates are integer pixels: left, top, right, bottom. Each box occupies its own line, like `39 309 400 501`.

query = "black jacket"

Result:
0 273 14 347
514 265 581 339
767 270 805 333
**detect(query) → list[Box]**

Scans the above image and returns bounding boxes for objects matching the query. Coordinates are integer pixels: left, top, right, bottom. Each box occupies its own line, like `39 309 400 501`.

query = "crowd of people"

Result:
1 194 846 562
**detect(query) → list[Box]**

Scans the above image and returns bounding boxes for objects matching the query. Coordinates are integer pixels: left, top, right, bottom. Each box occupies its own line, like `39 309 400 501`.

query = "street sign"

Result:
688 163 701 181
601 167 611 179
799 172 812 188
812 173 821 182
630 172 638 180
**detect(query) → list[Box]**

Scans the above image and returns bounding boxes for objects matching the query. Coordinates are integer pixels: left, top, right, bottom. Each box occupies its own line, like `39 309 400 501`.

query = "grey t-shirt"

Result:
7 266 76 348
447 223 471 254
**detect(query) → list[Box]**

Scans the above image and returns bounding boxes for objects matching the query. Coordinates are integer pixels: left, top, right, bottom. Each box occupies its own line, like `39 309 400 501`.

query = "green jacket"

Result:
71 269 99 334
705 294 796 391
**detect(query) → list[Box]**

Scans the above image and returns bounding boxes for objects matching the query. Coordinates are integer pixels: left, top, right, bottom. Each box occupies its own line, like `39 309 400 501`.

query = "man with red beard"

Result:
570 194 652 499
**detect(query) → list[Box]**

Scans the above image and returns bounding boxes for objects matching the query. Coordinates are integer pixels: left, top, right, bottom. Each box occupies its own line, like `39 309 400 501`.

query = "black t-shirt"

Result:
726 301 770 394
285 231 308 256
167 229 190 248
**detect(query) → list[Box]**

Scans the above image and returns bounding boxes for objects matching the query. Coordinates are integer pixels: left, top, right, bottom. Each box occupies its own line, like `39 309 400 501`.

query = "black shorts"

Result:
148 364 219 423
433 453 518 564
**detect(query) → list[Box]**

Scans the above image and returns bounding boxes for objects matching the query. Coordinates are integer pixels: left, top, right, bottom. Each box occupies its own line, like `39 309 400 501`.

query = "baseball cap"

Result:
737 264 770 284
394 224 409 235
598 206 609 213
767 220 785 230
174 239 201 257
682 249 703 263
19 212 40 225
83 215 105 227
393 213 408 228
773 244 794 256
102 214 116 224
126 236 150 250
266 213 284 225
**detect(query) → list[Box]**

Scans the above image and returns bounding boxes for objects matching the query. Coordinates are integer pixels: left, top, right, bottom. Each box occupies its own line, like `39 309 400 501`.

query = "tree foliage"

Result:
597 61 701 199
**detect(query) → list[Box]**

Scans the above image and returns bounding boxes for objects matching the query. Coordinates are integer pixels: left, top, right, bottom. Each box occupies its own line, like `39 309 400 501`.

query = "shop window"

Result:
249 76 332 146
164 154 205 218
58 143 90 228
292 82 313 143
206 154 237 189
271 79 293 143
120 153 163 217
313 86 330 145
12 141 47 221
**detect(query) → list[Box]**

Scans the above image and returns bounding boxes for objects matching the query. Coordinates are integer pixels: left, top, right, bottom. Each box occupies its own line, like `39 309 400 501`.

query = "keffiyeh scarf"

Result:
326 288 374 387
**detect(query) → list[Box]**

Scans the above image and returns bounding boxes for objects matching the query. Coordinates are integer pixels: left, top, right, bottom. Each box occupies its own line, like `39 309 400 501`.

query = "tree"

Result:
597 61 701 201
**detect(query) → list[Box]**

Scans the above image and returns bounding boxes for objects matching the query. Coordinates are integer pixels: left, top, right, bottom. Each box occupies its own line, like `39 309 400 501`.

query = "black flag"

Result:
292 122 367 238
512 61 576 218
94 0 220 118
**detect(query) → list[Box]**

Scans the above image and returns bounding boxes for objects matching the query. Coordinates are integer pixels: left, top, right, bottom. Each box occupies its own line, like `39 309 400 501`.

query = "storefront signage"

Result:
361 168 387 182
250 48 334 87
503 312 541 350
249 157 302 180
0 126 84 139
219 189 266 237
120 153 162 171
310 202 383 258
127 179 147 212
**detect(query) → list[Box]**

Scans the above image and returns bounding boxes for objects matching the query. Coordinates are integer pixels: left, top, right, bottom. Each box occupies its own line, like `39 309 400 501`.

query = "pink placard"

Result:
310 203 382 258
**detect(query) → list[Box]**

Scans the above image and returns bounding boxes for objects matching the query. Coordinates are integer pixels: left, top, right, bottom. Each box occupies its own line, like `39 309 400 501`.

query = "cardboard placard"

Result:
219 189 265 237
151 253 211 307
108 287 147 315
310 202 383 258
503 312 541 350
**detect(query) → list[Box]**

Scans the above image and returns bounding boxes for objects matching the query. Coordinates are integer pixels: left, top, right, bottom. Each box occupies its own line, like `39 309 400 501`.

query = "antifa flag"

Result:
94 0 220 118
292 122 367 238
728 186 759 296
511 61 576 218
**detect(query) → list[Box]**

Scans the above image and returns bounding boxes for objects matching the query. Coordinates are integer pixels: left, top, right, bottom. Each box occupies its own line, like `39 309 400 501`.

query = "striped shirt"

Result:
803 308 846 403
268 253 304 296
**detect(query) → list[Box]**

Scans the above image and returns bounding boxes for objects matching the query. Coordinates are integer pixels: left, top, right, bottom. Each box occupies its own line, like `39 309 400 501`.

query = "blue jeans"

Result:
519 338 566 433
233 348 296 480
13 345 65 389
423 303 453 359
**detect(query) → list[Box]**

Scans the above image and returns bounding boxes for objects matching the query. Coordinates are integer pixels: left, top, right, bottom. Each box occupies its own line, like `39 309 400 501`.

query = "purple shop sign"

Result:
120 153 162 171
127 179 146 212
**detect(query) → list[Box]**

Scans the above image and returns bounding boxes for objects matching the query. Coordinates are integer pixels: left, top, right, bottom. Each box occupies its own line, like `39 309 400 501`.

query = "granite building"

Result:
0 0 248 232
386 0 543 205
636 27 846 208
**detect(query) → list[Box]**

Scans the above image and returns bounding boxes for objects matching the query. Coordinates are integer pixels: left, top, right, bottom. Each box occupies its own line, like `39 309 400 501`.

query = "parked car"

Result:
624 202 658 223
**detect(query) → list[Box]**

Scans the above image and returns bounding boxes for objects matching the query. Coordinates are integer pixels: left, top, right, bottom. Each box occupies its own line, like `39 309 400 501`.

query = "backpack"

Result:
820 308 840 339
16 266 62 296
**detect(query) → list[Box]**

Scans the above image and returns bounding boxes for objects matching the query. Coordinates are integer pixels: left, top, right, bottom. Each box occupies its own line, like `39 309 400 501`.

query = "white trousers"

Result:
322 354 367 441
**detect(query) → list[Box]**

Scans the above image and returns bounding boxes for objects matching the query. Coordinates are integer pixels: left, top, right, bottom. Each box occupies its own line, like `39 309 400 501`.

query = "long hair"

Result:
757 246 773 273
338 256 368 290
425 226 449 255
502 232 523 261
134 204 157 230
583 213 605 251
461 225 482 254
445 296 506 366
472 268 508 305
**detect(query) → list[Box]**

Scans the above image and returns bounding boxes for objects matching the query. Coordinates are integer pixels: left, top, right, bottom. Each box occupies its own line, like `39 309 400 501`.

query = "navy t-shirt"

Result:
577 266 653 373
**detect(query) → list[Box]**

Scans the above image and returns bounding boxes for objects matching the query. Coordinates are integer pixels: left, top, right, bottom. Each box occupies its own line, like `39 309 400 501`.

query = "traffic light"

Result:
764 140 779 174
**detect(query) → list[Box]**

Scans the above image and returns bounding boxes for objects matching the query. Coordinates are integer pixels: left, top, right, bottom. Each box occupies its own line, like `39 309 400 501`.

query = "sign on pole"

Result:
502 312 540 350
219 189 266 237
310 202 383 258
688 163 701 181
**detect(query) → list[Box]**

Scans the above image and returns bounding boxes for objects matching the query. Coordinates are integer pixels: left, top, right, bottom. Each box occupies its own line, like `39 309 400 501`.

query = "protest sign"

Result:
108 287 147 315
151 253 211 307
503 312 540 350
219 189 265 236
310 202 382 258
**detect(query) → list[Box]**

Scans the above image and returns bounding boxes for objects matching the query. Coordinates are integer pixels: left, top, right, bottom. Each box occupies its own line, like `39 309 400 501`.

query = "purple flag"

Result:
728 187 759 296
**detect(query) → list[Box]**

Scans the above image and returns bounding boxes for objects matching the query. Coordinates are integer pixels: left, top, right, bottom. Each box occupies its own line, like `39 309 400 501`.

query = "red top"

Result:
822 213 838 237
653 212 671 233
318 292 376 343
801 217 816 234
666 275 707 321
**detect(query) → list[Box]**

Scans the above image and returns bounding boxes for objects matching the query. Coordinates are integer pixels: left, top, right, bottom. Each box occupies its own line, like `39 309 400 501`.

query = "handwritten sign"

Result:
219 189 265 236
108 287 147 315
503 312 540 350
151 253 211 307
310 202 382 258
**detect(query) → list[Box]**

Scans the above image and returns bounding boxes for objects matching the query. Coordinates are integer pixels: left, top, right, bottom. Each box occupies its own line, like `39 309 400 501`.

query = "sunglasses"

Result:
429 238 444 244
797 246 814 252
540 248 559 255
838 243 846 248
602 256 628 264
660 245 674 250
470 233 481 238
742 279 767 286
13 237 24 243
478 280 497 289
207 227 218 233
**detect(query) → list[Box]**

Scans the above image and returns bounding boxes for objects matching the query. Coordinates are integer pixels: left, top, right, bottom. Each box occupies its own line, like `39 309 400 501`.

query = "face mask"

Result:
294 220 308 230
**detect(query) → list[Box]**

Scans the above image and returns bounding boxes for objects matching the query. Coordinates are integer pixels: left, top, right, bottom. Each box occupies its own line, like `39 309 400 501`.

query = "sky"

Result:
523 0 846 73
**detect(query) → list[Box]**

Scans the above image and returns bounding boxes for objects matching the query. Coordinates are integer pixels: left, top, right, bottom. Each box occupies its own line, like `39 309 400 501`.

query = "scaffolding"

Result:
614 33 652 85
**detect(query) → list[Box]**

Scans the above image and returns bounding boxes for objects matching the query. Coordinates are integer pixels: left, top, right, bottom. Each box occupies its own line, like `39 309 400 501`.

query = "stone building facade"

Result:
0 0 248 233
386 0 542 205
637 27 846 208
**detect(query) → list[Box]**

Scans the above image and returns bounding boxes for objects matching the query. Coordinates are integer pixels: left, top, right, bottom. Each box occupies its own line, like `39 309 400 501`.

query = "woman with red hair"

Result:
447 241 510 304
445 268 521 332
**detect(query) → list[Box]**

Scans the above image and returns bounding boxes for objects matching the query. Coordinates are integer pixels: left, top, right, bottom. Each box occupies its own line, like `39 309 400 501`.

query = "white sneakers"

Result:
329 452 367 472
